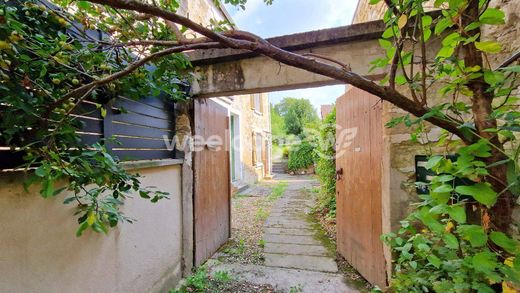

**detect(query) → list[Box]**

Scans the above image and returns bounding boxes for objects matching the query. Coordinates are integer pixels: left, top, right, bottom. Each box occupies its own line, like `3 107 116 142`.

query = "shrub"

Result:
282 146 290 159
287 141 316 171
315 108 336 217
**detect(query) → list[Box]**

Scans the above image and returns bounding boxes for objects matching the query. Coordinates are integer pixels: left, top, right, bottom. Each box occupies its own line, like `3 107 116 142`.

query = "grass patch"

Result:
255 207 269 221
170 266 232 293
267 181 288 201
221 238 246 256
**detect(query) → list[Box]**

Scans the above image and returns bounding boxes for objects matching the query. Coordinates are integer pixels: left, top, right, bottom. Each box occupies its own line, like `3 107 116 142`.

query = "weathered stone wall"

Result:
352 0 436 24
178 0 229 25
352 0 387 24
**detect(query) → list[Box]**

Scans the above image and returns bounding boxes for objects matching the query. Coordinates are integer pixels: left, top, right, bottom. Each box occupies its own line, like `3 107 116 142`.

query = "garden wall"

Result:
0 164 183 293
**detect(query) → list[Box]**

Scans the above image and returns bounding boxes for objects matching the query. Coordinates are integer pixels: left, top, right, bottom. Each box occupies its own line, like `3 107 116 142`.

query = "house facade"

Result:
212 93 272 189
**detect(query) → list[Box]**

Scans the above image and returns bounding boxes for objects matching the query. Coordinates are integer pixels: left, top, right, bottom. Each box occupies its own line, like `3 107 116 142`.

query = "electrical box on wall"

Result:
414 155 469 195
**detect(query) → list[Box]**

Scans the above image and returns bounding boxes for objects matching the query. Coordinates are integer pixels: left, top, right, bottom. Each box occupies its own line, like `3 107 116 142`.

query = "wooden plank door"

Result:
336 87 386 287
193 99 231 266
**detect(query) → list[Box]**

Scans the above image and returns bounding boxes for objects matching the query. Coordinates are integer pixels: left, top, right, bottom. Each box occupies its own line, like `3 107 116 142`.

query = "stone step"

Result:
264 253 338 273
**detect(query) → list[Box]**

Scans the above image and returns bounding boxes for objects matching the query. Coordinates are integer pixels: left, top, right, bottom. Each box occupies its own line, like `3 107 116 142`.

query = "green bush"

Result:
287 141 317 171
282 146 290 159
315 108 336 217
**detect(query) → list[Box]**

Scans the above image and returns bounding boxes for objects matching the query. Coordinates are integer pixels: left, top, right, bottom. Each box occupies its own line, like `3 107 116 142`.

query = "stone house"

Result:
212 94 273 190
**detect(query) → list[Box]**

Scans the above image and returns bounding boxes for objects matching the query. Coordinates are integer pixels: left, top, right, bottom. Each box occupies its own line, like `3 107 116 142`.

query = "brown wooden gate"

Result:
193 99 231 266
336 87 386 287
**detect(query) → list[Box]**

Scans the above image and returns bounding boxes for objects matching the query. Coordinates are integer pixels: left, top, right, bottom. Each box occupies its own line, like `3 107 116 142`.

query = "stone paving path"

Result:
210 174 362 293
263 176 338 273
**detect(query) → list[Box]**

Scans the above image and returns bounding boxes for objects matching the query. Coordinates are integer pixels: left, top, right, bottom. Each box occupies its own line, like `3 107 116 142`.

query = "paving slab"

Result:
264 243 330 256
209 263 362 293
264 222 312 229
264 233 321 245
265 253 338 272
264 227 315 235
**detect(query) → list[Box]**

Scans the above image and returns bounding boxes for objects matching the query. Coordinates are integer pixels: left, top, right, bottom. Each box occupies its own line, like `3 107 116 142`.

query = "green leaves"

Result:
426 156 443 170
479 8 505 25
448 205 466 223
475 41 502 54
472 251 498 273
489 232 519 254
427 254 442 268
434 18 454 35
443 233 459 249
455 183 498 207
458 225 488 247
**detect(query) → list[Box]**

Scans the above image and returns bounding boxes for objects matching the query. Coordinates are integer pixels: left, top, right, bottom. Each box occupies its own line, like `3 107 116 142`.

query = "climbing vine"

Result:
370 0 520 290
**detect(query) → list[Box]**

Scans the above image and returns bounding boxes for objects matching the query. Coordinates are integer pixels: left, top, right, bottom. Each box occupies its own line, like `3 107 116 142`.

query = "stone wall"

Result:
178 0 229 25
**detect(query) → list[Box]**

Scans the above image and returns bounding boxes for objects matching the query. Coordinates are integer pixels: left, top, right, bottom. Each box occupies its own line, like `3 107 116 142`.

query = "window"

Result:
251 94 262 114
252 132 263 166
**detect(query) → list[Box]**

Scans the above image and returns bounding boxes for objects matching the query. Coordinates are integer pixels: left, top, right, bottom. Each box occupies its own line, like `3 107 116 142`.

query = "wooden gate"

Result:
193 99 231 266
336 87 386 287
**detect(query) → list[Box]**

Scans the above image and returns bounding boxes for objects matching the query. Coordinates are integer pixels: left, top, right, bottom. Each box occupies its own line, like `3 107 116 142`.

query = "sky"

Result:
225 0 359 113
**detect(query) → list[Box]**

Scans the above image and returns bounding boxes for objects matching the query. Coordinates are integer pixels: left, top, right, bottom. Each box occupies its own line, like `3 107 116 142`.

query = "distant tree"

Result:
274 98 319 136
270 103 285 138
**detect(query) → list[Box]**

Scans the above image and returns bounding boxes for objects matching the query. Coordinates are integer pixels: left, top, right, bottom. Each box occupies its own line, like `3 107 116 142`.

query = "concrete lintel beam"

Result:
189 20 385 66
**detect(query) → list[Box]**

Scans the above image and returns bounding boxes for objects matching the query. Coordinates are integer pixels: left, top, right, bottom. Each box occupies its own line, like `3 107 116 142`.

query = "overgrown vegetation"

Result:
371 0 520 290
271 97 320 173
170 267 232 293
287 140 317 172
315 107 336 218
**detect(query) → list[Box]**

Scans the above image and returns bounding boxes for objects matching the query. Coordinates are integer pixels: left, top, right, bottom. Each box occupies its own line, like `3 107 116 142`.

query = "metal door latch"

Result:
336 167 343 180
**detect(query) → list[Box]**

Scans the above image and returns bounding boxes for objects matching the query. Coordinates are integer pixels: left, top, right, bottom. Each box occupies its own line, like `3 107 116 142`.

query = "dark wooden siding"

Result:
0 95 179 170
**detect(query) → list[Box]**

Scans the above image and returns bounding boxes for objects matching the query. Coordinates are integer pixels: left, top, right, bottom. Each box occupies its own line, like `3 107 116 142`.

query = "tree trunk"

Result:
463 0 513 232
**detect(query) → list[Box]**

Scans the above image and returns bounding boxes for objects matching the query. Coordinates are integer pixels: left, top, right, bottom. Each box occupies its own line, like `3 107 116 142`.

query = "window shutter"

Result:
252 132 256 165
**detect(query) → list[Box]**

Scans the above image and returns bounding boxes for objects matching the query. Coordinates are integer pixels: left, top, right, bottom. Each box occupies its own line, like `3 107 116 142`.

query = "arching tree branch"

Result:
86 0 471 143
